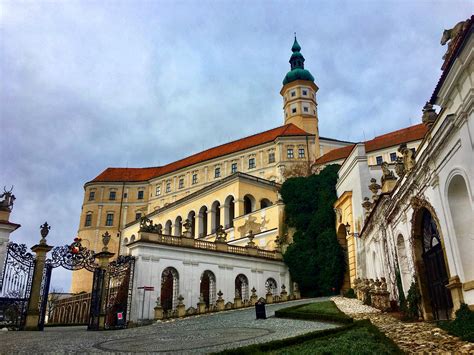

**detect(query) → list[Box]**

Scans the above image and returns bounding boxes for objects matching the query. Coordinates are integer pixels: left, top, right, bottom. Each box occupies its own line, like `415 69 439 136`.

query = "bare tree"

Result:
46 288 63 322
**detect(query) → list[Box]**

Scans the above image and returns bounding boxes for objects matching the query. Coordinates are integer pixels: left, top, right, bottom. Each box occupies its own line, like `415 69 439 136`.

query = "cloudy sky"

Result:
0 1 471 289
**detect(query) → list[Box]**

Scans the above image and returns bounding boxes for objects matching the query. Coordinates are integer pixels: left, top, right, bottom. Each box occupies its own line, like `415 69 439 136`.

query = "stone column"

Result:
25 223 53 330
206 210 213 237
234 199 245 217
196 213 203 238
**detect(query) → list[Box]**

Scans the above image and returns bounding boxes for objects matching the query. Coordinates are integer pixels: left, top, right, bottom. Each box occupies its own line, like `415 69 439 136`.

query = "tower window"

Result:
214 167 221 178
137 190 144 199
292 108 297 114
156 186 161 196
88 191 95 201
231 163 238 173
268 152 275 163
135 212 142 220
109 191 116 200
179 178 184 189
287 148 294 159
84 213 92 227
105 213 114 226
303 107 308 112
376 156 383 165
390 152 397 162
291 91 296 97
298 148 305 158
248 158 256 169
192 174 198 185
302 90 308 96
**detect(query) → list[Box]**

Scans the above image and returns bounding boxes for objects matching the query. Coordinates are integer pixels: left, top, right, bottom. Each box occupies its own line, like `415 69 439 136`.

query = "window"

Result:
105 213 114 226
291 91 296 97
302 90 308 96
303 106 308 112
298 148 305 158
137 190 144 199
135 212 141 221
287 148 294 159
231 163 238 173
376 156 383 165
292 108 297 114
178 178 184 189
268 152 275 163
84 214 92 227
166 182 171 193
248 158 256 169
109 191 116 200
88 191 95 201
192 174 198 185
390 152 397 162
214 167 221 178
156 186 161 196
123 192 128 198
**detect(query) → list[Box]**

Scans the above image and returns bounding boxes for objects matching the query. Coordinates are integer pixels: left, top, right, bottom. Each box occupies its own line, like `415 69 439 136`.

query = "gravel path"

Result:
0 298 338 354
331 296 474 354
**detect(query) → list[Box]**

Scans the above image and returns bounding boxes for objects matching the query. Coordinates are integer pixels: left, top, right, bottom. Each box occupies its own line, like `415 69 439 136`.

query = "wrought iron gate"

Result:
0 243 35 330
103 255 135 329
421 210 453 320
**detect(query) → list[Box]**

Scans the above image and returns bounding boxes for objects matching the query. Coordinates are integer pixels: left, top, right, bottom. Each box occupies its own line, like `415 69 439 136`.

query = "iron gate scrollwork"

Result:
103 255 135 329
0 243 35 330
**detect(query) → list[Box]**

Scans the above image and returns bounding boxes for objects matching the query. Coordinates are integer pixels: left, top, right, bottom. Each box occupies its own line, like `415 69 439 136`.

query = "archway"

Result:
337 224 350 291
447 175 473 281
224 195 235 228
174 216 182 236
412 206 453 320
260 198 272 209
161 267 179 312
198 206 208 238
164 220 172 235
265 278 278 296
200 270 216 307
187 211 196 237
235 274 249 301
243 195 255 214
211 201 221 234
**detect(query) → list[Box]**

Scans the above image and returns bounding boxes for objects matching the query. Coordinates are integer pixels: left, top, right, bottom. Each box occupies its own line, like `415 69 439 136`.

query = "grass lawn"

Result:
274 300 352 323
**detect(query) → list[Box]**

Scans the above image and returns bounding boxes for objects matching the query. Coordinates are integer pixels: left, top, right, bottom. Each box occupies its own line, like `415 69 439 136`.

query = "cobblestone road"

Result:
0 298 337 354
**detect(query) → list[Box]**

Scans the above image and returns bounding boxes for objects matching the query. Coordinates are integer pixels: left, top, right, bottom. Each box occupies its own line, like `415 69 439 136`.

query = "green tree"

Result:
281 164 345 297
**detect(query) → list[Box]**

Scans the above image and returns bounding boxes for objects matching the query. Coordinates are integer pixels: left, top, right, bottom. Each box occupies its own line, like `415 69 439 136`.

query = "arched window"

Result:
174 216 182 236
243 195 255 214
448 175 473 281
211 201 221 233
187 211 196 237
164 220 173 235
260 199 272 209
199 206 208 238
224 195 235 228
200 270 216 307
396 234 410 295
235 274 249 301
161 267 179 311
265 278 278 296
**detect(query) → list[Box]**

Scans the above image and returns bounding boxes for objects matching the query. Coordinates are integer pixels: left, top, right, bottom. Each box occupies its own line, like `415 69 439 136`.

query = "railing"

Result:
227 245 249 255
136 231 282 260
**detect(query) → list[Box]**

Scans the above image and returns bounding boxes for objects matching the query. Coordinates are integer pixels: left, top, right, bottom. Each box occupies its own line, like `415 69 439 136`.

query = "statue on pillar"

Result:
0 186 16 212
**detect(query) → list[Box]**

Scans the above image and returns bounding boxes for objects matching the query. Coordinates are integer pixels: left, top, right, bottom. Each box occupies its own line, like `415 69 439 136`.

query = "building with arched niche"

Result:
323 17 473 320
71 37 354 293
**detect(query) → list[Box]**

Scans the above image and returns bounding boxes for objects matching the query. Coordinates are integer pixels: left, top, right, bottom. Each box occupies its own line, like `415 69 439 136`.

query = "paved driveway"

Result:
1 298 338 354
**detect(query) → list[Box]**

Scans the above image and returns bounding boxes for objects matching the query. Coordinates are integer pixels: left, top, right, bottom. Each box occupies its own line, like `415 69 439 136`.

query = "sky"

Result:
0 1 472 289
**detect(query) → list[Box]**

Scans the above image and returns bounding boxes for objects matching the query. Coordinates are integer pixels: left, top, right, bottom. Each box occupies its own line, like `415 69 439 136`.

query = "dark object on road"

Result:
255 300 266 319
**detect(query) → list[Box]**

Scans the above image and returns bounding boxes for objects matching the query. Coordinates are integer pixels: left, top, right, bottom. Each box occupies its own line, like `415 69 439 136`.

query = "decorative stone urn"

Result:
280 284 288 302
216 290 225 311
177 294 186 317
250 287 258 305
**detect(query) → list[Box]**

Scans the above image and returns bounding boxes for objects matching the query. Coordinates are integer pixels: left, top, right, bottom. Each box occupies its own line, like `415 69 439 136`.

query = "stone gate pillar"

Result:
25 222 53 330
0 189 20 276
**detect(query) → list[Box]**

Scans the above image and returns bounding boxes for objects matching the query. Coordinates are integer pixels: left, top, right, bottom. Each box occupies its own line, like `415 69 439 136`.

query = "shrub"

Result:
344 288 356 299
405 280 421 321
439 303 474 342
395 268 407 313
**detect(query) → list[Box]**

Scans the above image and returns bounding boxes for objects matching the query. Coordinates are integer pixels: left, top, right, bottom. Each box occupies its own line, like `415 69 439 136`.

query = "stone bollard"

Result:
280 284 288 302
154 297 163 320
250 287 258 306
216 290 225 311
293 283 301 299
197 294 206 314
266 291 274 304
177 295 186 317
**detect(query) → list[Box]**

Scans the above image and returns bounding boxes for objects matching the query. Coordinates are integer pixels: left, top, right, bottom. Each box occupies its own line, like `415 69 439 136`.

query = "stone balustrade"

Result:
353 277 391 311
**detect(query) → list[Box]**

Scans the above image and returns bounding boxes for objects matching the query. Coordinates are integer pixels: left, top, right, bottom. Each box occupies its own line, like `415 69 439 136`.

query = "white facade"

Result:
127 240 290 322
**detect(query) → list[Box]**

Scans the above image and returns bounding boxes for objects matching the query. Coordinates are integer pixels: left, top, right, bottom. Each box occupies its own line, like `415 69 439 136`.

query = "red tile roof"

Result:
89 124 311 184
315 123 428 165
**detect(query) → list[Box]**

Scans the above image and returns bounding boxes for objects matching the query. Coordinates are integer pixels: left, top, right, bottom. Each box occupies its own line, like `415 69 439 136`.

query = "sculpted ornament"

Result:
381 162 396 185
368 178 381 201
441 20 469 60
0 186 16 212
395 157 405 178
398 143 415 174
237 215 262 237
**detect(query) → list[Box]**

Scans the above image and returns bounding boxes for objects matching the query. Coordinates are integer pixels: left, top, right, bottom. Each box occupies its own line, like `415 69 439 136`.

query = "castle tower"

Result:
280 37 320 158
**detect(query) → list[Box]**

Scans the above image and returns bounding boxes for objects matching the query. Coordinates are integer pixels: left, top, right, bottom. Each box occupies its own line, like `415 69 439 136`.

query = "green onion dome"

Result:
282 37 315 85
